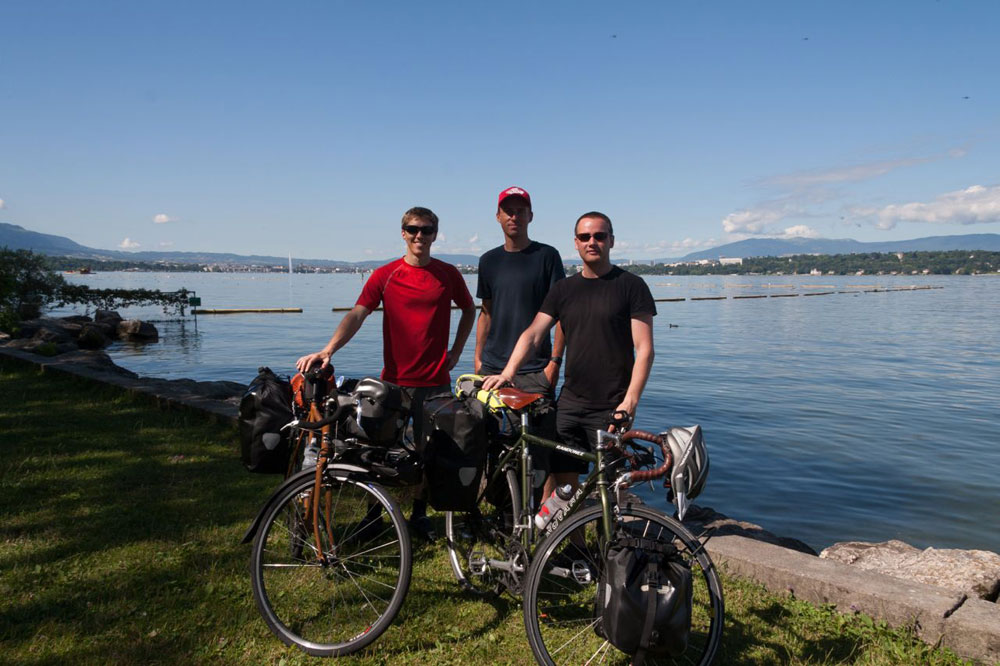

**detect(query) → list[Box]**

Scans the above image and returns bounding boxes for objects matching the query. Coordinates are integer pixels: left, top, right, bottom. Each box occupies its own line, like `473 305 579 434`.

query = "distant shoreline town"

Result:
4 222 999 276
47 250 1000 277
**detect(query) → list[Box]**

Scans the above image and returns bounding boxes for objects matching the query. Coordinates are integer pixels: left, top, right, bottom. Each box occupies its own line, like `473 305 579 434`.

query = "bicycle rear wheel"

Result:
444 467 523 595
250 472 412 656
523 504 723 666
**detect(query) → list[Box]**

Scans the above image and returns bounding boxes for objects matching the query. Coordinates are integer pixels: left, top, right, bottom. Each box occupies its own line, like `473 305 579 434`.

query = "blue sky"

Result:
2 1 998 261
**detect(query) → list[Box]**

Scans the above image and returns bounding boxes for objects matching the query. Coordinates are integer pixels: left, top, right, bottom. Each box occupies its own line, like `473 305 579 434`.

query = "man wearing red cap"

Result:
476 186 565 497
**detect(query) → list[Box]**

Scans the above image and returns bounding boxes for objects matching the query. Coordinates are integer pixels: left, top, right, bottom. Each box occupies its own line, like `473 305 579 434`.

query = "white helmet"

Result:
662 425 709 521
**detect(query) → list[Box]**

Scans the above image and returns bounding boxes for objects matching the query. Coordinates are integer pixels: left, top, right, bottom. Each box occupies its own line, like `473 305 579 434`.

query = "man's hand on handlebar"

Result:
607 408 634 434
295 351 330 374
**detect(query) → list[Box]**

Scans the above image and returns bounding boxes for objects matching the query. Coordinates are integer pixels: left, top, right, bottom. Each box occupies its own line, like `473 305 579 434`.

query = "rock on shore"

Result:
684 505 819 555
8 313 160 352
821 539 1000 602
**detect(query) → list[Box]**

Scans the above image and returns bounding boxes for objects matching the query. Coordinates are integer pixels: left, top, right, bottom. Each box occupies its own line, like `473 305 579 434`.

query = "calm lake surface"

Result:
62 270 1000 553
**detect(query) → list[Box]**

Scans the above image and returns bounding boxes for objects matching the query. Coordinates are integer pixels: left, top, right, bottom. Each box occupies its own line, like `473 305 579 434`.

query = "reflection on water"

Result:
57 272 1000 553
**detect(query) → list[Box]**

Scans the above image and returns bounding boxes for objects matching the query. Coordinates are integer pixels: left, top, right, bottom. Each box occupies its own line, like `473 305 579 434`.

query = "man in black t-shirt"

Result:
476 186 565 393
483 211 656 491
476 186 566 497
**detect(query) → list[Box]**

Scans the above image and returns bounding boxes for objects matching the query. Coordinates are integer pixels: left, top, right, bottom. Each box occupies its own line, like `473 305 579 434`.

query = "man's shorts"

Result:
552 400 615 475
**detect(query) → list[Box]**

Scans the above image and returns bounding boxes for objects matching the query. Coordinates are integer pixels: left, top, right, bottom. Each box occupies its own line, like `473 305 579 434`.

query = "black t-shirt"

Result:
477 242 565 374
539 266 656 408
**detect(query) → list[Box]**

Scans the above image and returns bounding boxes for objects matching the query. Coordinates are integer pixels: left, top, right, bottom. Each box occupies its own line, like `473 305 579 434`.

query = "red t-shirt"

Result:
357 257 474 387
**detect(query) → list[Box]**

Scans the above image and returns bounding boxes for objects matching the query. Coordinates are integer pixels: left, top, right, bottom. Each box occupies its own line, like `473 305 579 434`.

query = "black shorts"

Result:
552 400 615 475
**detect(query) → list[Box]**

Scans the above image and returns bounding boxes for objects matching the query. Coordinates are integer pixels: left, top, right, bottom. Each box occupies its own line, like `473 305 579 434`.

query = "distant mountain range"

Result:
0 223 479 268
3 221 999 267
671 233 1000 262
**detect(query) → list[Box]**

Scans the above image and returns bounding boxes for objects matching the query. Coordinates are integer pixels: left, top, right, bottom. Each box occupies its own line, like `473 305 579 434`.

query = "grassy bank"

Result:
0 358 971 665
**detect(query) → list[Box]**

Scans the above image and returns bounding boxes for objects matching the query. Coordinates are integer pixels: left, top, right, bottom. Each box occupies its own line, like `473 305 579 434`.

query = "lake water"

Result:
60 270 1000 553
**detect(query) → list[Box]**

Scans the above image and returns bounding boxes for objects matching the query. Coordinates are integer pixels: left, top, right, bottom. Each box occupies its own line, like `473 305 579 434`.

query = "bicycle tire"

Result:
250 472 412 656
523 503 723 666
444 467 523 596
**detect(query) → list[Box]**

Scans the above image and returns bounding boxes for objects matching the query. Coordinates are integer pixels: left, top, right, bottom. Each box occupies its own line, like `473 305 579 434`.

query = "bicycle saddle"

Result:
496 387 545 411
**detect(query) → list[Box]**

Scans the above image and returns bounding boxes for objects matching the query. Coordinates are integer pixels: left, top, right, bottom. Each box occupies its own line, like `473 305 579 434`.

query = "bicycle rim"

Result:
445 468 523 595
523 504 723 666
250 473 412 656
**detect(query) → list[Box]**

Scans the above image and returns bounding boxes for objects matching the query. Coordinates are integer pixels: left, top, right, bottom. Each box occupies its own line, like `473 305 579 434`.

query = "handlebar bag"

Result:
422 394 488 511
594 536 693 660
238 367 294 474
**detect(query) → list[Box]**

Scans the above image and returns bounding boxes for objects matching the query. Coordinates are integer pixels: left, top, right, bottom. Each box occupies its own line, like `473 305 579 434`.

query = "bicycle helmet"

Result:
662 425 709 521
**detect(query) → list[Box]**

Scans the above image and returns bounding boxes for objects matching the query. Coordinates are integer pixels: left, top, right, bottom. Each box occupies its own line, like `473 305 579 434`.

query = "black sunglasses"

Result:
403 225 437 236
575 231 609 242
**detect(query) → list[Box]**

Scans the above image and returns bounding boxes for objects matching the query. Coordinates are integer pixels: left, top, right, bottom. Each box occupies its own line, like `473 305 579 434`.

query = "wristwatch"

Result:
549 356 563 366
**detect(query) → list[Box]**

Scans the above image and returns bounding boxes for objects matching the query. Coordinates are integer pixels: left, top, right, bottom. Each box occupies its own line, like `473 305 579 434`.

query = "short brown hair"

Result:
401 206 439 229
574 211 613 236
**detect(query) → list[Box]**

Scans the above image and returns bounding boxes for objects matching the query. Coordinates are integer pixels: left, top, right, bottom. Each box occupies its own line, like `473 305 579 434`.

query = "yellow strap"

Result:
454 373 507 412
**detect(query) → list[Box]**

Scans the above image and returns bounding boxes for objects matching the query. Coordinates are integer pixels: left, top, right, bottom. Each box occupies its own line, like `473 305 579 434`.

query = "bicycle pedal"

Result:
469 551 488 575
571 561 593 584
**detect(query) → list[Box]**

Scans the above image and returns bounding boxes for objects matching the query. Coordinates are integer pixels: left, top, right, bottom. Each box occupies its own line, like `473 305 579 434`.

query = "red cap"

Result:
498 186 531 209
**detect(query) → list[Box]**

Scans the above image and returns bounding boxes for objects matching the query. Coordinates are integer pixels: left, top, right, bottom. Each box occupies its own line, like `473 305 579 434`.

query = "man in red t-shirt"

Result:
297 206 476 539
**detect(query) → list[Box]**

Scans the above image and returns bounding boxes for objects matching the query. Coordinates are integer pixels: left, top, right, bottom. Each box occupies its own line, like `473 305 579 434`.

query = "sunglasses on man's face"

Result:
575 231 609 242
403 225 437 237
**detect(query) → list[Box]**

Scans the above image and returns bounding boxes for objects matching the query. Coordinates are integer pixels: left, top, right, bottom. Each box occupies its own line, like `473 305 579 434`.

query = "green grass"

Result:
0 358 972 665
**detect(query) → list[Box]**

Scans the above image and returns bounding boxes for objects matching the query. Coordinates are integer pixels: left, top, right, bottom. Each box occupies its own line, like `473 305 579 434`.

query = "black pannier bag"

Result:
422 394 488 512
344 378 410 447
595 537 693 661
334 441 423 488
238 367 294 474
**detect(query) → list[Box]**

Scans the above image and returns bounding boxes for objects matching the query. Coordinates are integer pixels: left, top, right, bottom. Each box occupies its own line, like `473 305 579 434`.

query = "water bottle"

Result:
302 439 320 469
535 484 574 529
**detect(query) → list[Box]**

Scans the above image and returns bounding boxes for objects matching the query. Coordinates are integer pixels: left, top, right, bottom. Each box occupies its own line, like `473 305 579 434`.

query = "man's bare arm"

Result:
613 314 654 419
481 311 557 390
474 299 492 374
543 321 566 387
447 304 478 372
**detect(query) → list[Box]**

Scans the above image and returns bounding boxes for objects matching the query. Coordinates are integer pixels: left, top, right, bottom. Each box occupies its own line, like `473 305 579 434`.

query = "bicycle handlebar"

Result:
295 401 351 431
617 429 672 485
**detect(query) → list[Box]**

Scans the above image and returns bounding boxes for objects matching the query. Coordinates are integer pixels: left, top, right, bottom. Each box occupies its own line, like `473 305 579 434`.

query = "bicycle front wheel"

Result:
445 467 523 595
250 472 412 657
523 504 723 666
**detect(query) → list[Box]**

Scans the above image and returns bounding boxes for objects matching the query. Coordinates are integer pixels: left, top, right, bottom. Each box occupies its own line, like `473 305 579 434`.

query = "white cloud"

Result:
119 238 141 249
0 198 6 209
871 184 1000 230
158 241 175 248
722 208 788 234
468 233 479 244
153 213 176 224
782 225 820 238
723 146 972 238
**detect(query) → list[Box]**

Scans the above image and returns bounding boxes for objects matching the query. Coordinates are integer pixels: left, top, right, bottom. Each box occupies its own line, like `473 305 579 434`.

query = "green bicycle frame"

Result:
481 410 618 550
